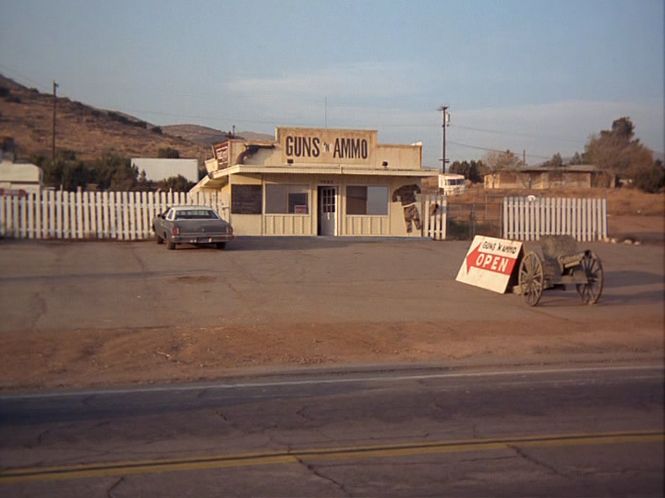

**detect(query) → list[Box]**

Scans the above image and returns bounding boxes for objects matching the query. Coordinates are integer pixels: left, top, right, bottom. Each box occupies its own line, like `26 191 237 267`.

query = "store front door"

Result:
318 186 337 236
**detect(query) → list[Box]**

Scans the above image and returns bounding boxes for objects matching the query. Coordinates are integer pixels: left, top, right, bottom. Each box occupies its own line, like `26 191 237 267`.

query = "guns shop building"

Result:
191 127 438 237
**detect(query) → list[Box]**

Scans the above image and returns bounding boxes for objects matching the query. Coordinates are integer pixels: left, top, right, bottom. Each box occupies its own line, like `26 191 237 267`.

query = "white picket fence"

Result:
503 197 607 241
0 190 228 240
422 195 447 240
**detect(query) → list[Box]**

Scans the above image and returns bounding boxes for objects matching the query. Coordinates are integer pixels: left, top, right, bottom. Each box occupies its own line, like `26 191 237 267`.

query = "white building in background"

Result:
438 173 466 196
131 158 199 183
0 160 43 195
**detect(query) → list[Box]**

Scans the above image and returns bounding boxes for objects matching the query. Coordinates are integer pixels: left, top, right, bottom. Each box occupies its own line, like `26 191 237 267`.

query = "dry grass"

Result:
435 183 664 217
0 75 208 162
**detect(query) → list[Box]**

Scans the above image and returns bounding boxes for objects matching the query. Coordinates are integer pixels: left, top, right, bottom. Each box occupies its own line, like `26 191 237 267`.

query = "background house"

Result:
484 165 614 190
0 160 43 194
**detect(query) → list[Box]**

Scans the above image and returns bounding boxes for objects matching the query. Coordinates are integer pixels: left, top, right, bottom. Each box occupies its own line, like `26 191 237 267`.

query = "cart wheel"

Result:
519 251 544 306
576 251 604 304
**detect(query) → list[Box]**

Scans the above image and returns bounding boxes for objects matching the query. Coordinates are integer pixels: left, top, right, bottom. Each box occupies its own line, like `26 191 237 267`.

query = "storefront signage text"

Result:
278 128 375 165
285 135 369 160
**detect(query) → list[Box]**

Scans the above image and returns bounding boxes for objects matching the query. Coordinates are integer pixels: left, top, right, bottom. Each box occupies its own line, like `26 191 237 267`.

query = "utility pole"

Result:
52 81 58 166
438 105 450 174
522 149 526 167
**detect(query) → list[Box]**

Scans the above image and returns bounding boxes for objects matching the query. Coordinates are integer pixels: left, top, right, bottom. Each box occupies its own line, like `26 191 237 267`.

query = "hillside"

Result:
0 75 208 162
162 124 274 145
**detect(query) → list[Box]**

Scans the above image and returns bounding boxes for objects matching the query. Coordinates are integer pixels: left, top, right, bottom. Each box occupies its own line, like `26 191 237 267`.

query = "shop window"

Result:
346 186 388 215
231 185 262 214
266 184 309 214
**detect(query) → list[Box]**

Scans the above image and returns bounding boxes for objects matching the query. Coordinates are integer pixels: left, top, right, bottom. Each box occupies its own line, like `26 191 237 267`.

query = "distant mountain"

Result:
0 74 207 162
162 124 274 146
237 130 275 142
161 124 229 146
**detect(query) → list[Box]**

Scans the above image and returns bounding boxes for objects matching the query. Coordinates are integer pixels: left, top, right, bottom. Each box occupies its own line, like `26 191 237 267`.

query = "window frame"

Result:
345 185 389 216
231 184 263 215
265 184 310 215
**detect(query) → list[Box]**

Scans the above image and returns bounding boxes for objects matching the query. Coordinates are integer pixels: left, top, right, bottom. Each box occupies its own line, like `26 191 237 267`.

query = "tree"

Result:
584 117 653 178
134 169 155 192
449 160 486 183
542 153 563 168
632 160 665 193
481 150 521 189
40 150 91 190
483 150 521 172
91 153 137 190
157 175 195 192
449 160 467 176
568 151 586 165
157 147 180 159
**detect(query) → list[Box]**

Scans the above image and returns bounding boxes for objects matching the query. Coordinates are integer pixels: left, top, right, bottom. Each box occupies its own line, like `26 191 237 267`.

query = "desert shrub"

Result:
151 126 163 135
0 86 9 98
632 162 665 193
157 175 194 192
107 111 132 125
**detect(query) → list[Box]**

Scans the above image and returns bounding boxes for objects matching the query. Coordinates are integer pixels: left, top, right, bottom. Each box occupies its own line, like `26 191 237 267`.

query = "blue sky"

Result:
1 0 663 166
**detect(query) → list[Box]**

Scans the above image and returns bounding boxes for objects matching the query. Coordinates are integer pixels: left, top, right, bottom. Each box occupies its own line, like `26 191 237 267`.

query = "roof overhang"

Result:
190 174 229 192
209 165 439 179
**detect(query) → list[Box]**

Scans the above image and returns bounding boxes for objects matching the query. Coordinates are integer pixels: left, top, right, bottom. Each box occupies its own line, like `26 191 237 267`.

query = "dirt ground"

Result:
1 317 662 392
0 231 662 392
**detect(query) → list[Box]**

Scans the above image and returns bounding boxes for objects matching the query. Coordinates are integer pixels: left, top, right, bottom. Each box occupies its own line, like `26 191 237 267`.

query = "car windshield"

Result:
174 209 219 220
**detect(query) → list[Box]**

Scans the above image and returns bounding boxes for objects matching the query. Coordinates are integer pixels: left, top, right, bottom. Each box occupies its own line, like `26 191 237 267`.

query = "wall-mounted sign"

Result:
276 127 376 165
212 141 229 168
456 236 522 293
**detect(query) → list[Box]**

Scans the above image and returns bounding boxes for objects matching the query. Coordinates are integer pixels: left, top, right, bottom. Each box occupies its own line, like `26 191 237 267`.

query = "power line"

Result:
451 124 581 144
448 140 550 160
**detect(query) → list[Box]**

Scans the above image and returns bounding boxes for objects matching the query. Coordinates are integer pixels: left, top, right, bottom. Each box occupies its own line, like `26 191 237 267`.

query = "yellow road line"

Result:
1 431 662 484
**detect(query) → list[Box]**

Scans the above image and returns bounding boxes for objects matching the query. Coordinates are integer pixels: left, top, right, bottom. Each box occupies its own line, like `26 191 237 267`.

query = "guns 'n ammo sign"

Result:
456 236 523 293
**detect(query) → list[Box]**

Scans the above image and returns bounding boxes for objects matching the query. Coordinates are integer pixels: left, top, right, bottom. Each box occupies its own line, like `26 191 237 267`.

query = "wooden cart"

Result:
514 235 604 306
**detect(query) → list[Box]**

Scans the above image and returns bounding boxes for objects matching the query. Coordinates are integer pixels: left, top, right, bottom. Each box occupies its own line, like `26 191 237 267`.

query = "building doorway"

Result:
317 186 337 236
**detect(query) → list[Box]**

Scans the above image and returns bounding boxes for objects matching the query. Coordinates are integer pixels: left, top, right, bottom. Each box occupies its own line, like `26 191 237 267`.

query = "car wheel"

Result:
216 242 226 250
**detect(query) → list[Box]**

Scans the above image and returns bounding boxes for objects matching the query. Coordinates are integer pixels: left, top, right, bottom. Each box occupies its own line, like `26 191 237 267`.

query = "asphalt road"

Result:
1 362 663 497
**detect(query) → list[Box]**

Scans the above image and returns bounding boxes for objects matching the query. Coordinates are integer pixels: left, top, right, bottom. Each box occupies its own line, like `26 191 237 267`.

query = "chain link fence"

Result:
445 193 504 240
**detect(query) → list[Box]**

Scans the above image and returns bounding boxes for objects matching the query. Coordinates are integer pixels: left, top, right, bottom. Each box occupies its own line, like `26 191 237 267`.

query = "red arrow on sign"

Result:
465 244 482 273
465 244 516 275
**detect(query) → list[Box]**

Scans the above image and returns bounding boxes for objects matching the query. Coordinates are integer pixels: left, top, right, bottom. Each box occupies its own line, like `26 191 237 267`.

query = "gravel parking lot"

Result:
0 237 663 390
